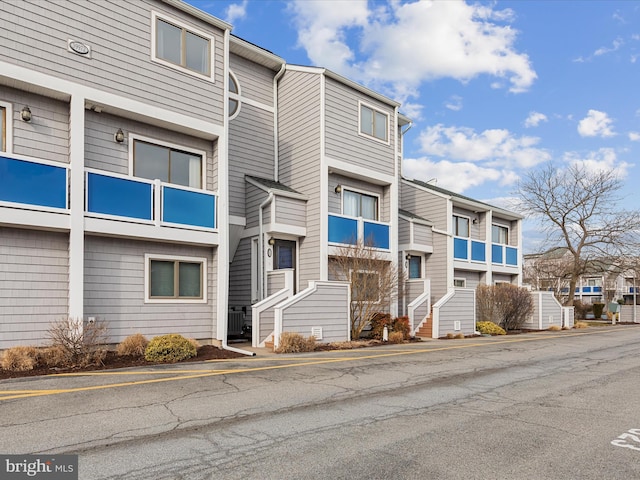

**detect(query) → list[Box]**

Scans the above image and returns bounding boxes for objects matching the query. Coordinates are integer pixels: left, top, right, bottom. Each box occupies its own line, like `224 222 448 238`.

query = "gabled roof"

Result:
245 175 307 200
399 209 433 225
402 177 523 220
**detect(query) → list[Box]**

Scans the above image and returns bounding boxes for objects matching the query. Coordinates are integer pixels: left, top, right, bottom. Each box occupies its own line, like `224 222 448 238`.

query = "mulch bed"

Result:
0 345 244 381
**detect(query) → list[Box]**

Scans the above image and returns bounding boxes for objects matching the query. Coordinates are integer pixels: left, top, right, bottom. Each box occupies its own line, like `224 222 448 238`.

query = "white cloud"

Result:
524 111 548 128
417 124 550 168
289 0 537 103
445 95 463 111
629 132 640 141
563 148 631 178
403 158 507 192
224 0 248 24
577 110 615 137
594 37 624 56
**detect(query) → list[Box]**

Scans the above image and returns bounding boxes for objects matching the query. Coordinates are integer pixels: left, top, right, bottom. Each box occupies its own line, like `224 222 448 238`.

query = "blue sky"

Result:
189 0 640 252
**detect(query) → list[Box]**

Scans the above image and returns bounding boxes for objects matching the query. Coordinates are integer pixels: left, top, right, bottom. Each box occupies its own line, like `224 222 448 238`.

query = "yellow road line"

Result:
0 328 629 401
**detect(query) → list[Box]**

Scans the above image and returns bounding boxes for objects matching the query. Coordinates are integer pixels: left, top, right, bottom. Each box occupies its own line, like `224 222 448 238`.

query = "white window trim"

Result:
358 101 390 145
128 133 207 189
151 11 215 82
229 70 241 121
492 223 510 245
349 268 381 304
407 253 424 280
251 237 259 303
453 278 466 288
144 253 208 304
341 186 381 221
0 101 13 153
453 214 471 238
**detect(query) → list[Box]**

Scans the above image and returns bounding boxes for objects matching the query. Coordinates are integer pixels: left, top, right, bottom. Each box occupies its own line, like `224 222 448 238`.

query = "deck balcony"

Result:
328 213 390 250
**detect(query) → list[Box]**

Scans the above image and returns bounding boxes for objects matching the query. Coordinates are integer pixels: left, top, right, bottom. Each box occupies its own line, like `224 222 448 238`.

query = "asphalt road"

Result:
1 326 639 479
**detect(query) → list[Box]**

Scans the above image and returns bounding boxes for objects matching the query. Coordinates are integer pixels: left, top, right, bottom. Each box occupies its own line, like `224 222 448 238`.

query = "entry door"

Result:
273 239 296 293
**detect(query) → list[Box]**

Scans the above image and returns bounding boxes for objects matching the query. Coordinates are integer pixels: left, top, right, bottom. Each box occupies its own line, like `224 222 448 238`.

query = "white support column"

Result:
68 95 85 319
485 210 493 286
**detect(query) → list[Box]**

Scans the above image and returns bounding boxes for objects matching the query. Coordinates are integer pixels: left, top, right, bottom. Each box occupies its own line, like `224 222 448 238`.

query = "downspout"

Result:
258 192 275 300
273 63 286 182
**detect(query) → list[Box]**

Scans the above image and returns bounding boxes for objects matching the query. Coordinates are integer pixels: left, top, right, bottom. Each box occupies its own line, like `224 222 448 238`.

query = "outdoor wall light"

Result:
405 253 411 261
472 217 478 224
335 185 342 194
114 128 125 143
20 106 32 122
268 237 276 246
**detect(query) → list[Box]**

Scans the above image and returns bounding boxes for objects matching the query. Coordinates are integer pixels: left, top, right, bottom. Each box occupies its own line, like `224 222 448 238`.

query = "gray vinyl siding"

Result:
0 0 225 125
279 283 350 343
493 273 515 284
2 87 69 163
401 182 448 230
278 69 322 285
83 236 216 343
406 280 427 305
274 196 306 227
328 173 388 221
0 228 69 348
413 223 432 246
245 183 269 229
85 111 217 191
399 218 410 245
526 291 562 329
229 103 275 217
324 77 395 177
428 235 449 301
229 237 251 309
230 54 275 107
454 269 481 289
267 270 289 296
437 288 475 337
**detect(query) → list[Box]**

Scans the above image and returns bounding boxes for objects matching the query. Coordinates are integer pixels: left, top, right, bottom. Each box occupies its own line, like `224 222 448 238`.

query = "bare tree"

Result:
518 163 640 305
329 242 399 339
476 284 534 331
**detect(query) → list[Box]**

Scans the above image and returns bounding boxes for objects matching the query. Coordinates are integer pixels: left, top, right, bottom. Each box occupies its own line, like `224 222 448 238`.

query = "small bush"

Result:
369 312 392 340
275 332 317 353
188 338 201 350
38 345 72 367
116 334 149 357
48 317 109 366
574 321 589 329
392 316 410 340
477 321 506 336
592 303 605 318
445 332 456 339
144 334 197 363
1 346 38 371
388 331 404 344
454 333 465 339
573 300 590 319
548 325 562 331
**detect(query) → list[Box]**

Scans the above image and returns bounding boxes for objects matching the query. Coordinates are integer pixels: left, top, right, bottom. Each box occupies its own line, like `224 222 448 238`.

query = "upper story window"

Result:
229 71 240 118
492 225 509 244
359 103 389 143
0 105 6 152
152 12 213 80
132 136 204 189
453 215 469 237
408 255 422 279
343 189 379 221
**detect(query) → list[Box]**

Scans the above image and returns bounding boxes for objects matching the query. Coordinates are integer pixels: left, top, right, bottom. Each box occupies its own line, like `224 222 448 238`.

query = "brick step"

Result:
416 316 433 338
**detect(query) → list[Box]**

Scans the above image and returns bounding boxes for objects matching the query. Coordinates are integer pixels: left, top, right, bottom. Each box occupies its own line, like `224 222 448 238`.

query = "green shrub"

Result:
593 303 605 318
388 331 405 344
144 334 197 363
1 346 38 371
275 332 317 353
116 333 148 357
477 321 506 336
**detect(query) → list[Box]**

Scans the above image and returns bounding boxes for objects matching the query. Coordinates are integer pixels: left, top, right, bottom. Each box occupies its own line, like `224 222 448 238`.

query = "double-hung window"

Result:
153 12 212 78
343 189 378 221
360 103 388 142
133 138 203 189
146 254 206 303
492 225 509 244
453 215 469 237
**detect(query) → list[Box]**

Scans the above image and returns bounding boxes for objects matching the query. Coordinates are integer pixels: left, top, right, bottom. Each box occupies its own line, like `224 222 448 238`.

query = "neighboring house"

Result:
0 0 526 350
524 248 640 305
399 178 523 337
